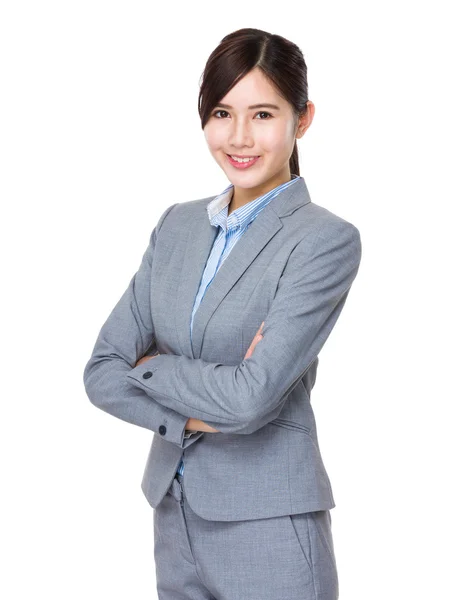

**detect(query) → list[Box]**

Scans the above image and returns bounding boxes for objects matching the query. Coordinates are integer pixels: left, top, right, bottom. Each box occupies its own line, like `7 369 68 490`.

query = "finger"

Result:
245 339 257 359
245 332 263 360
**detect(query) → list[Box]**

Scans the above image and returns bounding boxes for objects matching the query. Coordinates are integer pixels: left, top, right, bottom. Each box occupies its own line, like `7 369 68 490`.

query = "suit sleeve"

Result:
82 202 204 449
125 221 362 434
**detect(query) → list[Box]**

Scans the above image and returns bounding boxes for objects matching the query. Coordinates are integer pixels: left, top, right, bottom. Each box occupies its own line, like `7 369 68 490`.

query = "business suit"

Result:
83 174 362 598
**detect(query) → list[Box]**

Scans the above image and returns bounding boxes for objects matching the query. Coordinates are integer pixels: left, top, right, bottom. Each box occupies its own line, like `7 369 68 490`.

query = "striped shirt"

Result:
177 173 301 476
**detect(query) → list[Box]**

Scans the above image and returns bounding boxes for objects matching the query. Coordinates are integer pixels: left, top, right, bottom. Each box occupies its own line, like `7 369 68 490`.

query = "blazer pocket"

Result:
269 418 312 436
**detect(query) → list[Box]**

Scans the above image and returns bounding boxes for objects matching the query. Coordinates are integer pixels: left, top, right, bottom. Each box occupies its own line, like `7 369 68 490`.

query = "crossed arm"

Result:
83 204 361 444
83 202 279 446
135 321 265 433
123 221 361 434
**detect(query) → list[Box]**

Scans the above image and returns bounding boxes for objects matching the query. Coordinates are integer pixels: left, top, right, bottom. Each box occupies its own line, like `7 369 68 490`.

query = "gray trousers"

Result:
152 472 339 599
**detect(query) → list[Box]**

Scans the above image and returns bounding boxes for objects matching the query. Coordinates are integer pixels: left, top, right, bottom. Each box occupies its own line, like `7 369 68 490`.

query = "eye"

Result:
212 110 229 119
255 111 273 120
212 110 273 120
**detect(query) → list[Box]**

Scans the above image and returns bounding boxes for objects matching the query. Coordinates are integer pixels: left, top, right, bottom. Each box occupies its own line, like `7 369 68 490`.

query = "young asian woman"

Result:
83 27 362 600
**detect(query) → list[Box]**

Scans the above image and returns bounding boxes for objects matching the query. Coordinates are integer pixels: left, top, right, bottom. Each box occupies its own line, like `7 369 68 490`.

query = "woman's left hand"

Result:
136 354 155 367
186 417 220 433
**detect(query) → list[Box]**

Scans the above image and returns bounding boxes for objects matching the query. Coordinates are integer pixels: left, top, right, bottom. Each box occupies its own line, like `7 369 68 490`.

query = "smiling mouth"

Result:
227 154 260 158
226 154 261 164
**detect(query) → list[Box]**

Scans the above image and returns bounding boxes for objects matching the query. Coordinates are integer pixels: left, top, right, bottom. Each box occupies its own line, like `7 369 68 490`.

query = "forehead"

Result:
218 69 288 109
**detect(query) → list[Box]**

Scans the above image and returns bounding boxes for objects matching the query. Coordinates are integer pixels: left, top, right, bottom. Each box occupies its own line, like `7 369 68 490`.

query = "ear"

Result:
296 101 315 139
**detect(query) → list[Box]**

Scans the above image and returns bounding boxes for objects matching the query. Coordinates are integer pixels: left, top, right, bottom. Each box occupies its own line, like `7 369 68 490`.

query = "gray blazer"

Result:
83 176 362 521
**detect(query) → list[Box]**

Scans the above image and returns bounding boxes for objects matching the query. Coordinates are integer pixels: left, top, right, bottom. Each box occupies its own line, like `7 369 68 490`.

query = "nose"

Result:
228 118 255 150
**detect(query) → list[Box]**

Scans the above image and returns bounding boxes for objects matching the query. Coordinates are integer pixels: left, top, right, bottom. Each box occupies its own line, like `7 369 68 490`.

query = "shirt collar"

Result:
206 174 300 234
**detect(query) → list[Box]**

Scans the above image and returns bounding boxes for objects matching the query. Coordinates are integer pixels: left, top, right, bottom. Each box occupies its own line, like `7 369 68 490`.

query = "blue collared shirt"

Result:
178 173 301 475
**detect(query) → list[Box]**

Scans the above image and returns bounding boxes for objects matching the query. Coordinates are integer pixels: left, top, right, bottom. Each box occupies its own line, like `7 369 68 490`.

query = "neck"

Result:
228 169 293 216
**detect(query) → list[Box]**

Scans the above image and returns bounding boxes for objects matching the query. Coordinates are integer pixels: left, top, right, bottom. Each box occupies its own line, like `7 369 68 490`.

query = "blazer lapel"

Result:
175 176 312 359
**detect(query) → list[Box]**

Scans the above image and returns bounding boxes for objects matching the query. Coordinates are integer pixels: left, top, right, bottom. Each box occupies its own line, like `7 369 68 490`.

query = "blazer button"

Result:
143 371 153 379
158 425 166 435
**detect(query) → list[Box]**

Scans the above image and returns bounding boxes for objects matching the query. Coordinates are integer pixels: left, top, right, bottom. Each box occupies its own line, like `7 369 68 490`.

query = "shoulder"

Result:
156 195 215 226
289 200 361 248
154 196 216 233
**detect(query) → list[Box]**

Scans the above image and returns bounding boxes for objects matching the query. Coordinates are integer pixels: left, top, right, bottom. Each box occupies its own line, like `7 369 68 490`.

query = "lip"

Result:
226 154 261 169
228 154 260 158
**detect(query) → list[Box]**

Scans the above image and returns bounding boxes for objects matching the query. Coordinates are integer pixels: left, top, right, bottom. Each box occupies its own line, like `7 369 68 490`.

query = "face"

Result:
203 67 314 201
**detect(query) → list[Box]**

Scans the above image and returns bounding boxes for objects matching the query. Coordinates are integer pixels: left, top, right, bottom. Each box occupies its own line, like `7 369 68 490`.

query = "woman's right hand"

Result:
244 321 264 360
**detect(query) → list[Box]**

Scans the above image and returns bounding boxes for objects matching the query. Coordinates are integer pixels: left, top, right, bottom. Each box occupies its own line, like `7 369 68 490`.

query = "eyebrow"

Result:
215 103 281 111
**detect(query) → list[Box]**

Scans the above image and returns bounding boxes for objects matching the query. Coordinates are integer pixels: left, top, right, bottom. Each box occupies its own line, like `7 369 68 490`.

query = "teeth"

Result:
230 155 258 163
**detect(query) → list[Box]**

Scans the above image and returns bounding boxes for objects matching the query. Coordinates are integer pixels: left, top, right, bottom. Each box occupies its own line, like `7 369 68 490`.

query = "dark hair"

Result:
198 28 309 177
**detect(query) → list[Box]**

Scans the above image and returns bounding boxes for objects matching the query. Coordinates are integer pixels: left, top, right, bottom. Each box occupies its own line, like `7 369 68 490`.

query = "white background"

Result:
1 1 470 598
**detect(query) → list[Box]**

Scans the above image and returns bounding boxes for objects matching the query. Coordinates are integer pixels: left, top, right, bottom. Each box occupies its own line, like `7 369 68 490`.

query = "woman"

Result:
84 27 362 600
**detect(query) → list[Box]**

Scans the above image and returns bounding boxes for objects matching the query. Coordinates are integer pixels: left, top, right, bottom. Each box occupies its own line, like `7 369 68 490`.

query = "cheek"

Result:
204 124 227 152
259 124 294 153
